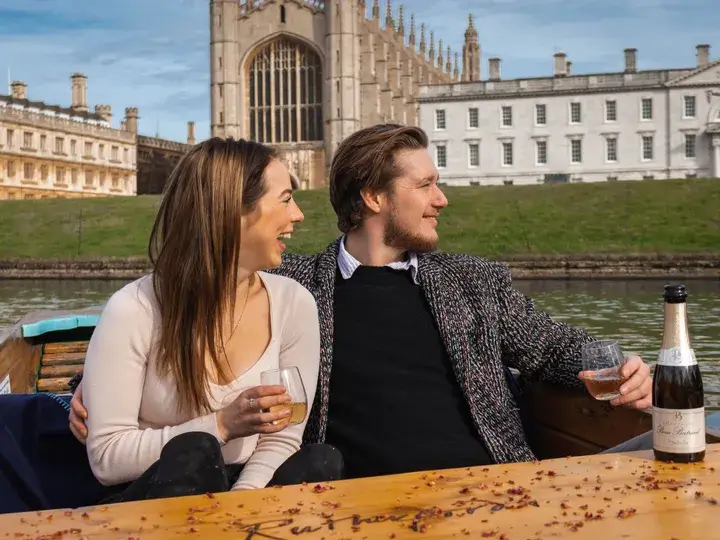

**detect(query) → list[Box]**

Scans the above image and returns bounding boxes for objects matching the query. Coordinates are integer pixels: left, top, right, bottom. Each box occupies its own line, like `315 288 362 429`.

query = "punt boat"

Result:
2 306 718 461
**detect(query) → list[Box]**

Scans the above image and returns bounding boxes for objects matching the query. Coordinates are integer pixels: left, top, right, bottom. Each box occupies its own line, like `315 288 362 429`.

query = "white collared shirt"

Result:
337 236 420 285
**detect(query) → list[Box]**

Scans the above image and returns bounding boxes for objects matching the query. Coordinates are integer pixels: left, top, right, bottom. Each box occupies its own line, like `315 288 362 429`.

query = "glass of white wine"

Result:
260 366 308 425
580 340 627 401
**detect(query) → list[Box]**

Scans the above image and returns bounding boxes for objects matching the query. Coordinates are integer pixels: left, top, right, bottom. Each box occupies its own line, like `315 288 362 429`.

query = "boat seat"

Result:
36 341 88 394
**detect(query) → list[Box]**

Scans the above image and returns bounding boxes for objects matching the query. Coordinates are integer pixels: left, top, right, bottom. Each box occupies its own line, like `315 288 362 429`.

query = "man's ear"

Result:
360 188 385 216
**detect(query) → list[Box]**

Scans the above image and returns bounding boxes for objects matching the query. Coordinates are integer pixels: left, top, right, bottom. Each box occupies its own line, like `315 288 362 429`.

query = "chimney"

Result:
187 121 196 145
488 57 501 81
566 60 572 76
624 48 637 73
94 104 112 123
10 81 27 100
697 44 710 67
124 107 139 134
553 52 567 77
70 73 88 112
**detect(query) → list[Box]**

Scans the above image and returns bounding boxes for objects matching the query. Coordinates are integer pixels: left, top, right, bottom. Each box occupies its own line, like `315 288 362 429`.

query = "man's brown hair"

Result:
329 123 429 233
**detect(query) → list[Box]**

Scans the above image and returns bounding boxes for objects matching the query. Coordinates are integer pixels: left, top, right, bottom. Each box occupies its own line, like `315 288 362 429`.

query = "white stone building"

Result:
418 45 720 186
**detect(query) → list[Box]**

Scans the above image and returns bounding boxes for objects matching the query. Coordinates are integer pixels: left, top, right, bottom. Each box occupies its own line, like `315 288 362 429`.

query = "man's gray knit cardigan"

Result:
270 238 594 464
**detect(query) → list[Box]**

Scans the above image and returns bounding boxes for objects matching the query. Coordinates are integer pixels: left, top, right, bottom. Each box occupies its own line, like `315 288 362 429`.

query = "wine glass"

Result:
260 366 308 425
580 340 627 401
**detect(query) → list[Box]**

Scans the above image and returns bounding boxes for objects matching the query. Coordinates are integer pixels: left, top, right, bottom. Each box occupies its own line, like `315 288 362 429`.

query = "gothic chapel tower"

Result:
210 0 241 137
324 1 361 167
462 14 481 82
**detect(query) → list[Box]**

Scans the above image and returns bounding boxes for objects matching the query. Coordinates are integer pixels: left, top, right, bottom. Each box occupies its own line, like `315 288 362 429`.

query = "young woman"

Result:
81 138 342 503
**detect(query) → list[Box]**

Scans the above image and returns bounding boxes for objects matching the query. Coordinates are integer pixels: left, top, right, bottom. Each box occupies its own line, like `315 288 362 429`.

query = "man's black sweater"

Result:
325 266 493 479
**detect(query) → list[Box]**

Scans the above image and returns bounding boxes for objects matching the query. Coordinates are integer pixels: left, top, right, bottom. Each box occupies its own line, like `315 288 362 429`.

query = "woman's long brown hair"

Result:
148 137 277 415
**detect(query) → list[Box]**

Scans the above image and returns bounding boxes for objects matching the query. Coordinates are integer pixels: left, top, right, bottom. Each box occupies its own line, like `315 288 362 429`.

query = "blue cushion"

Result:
0 394 103 514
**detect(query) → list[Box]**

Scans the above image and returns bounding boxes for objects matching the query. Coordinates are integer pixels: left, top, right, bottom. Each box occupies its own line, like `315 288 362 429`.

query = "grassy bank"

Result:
0 178 718 259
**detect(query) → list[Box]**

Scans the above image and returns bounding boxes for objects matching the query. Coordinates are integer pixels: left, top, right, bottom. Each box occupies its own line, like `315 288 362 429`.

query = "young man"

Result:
69 124 653 479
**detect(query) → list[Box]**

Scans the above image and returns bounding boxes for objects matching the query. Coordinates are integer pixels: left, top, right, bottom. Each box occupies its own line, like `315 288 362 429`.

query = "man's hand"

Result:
69 382 89 444
579 355 652 410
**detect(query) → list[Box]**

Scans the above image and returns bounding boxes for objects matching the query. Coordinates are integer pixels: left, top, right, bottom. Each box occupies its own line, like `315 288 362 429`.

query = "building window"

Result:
7 161 15 177
85 171 94 187
23 162 34 180
124 148 129 163
84 141 93 157
435 144 447 168
535 104 546 125
468 108 479 128
641 98 653 120
501 141 513 166
435 109 446 129
112 174 120 189
40 165 48 181
99 144 105 158
6 130 14 147
468 142 479 167
71 169 79 185
605 100 617 122
70 140 77 155
642 135 654 160
23 132 33 149
56 167 65 184
248 37 324 143
111 146 119 161
535 140 547 165
280 5 287 23
606 137 618 162
570 102 581 124
40 135 47 151
55 137 64 154
501 106 512 127
683 95 696 119
570 139 582 163
684 134 696 158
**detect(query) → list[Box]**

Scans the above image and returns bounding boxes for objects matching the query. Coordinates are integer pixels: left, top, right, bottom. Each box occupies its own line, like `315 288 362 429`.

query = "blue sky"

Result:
1 0 717 143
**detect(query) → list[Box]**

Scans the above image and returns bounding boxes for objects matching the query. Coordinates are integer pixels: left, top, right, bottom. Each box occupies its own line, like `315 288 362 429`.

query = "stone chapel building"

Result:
210 0 480 188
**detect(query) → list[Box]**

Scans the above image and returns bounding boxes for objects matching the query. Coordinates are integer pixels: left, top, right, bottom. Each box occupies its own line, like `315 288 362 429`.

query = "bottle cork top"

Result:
664 284 687 303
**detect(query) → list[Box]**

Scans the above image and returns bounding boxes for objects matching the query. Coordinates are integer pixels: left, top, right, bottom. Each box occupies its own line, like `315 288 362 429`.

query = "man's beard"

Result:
382 204 438 254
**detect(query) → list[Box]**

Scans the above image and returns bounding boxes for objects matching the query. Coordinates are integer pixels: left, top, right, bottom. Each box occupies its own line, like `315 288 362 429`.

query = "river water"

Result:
1 278 718 408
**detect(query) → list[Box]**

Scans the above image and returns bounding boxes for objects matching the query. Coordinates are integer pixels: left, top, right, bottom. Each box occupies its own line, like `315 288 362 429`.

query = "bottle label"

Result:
657 347 697 367
653 406 706 454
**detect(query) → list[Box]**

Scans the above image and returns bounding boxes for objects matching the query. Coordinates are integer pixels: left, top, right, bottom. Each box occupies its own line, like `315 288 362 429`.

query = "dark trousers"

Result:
101 432 344 504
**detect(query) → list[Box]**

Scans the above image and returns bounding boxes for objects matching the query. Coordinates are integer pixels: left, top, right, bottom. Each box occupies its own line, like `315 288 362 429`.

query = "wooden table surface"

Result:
2 444 719 539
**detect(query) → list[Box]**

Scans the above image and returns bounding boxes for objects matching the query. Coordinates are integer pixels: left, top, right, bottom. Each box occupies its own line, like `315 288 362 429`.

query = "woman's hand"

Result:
69 383 88 445
215 385 292 442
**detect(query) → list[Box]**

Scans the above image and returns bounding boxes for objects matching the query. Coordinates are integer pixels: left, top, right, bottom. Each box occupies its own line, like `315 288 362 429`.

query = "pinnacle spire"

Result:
437 39 444 67
446 46 452 72
453 52 460 79
372 0 380 19
409 13 416 47
385 0 394 29
397 5 404 36
419 22 426 53
464 13 478 42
